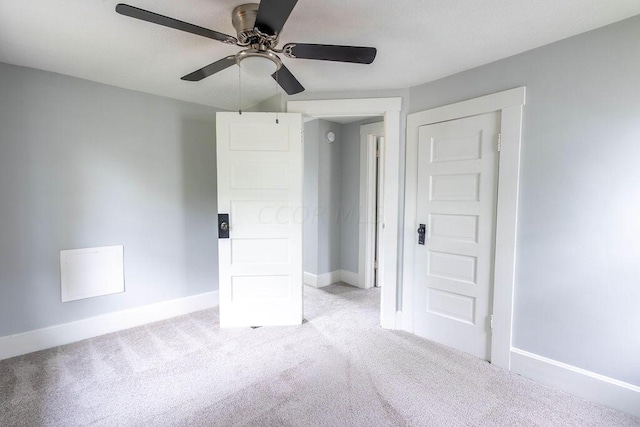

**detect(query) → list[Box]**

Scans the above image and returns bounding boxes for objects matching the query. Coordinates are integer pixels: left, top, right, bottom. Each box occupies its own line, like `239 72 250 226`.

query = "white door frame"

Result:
359 122 385 290
403 87 525 369
288 98 402 329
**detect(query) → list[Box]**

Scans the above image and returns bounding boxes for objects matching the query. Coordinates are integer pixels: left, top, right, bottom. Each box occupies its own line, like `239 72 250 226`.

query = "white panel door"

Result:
216 112 303 328
413 111 500 360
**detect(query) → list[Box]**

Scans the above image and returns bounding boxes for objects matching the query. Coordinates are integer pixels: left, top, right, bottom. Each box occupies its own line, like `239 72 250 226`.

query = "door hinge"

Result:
497 133 502 152
490 314 494 330
374 260 378 269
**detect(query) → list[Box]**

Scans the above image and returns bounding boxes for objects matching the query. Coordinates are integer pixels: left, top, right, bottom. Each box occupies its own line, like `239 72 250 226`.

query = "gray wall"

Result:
339 118 384 274
317 120 343 274
246 94 286 113
339 121 361 274
303 119 343 275
0 62 221 336
303 118 383 276
409 15 640 386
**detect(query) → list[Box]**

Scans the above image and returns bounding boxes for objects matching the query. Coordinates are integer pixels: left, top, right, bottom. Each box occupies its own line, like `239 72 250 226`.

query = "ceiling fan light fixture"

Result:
116 1 377 95
236 50 281 77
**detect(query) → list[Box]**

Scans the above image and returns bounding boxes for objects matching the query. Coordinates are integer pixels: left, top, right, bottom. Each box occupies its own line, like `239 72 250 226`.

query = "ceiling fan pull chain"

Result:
275 71 279 124
238 65 242 115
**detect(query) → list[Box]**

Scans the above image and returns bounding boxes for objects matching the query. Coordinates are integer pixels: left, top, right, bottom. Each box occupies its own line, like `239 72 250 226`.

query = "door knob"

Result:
218 213 230 239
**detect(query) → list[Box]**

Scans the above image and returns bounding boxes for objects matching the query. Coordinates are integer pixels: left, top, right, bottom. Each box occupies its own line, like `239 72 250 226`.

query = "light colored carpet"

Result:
1 284 637 426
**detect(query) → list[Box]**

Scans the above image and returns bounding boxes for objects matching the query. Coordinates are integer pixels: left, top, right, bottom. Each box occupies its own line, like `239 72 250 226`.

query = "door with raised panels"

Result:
412 111 500 360
216 112 303 328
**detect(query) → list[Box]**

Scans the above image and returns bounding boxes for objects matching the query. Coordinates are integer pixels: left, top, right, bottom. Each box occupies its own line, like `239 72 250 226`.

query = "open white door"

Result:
216 112 303 328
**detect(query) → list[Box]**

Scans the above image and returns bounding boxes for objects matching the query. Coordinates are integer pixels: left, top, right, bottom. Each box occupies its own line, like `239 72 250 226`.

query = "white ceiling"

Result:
1 1 639 110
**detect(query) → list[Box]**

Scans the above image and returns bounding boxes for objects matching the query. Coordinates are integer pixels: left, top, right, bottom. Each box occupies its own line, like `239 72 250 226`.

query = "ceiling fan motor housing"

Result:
232 3 260 45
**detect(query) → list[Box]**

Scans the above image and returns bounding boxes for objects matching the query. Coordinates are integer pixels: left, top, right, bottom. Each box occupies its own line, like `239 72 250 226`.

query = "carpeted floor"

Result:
1 284 638 426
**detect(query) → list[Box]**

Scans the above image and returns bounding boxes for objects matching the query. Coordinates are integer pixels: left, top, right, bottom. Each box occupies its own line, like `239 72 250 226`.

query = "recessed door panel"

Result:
229 124 290 151
231 275 290 302
427 288 475 324
431 132 482 163
429 213 478 242
231 200 291 226
430 173 480 201
231 239 290 265
428 251 477 284
231 161 289 190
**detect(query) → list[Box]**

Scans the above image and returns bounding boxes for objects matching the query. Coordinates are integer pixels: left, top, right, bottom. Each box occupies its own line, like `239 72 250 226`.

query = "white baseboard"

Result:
339 269 360 287
0 291 219 361
511 348 640 418
303 270 360 288
303 270 340 288
303 271 319 288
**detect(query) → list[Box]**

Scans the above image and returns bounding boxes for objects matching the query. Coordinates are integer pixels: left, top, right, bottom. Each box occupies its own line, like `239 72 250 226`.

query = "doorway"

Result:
288 98 402 328
300 116 383 291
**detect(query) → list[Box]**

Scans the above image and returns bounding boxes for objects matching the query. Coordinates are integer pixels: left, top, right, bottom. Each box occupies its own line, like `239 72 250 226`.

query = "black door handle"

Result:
418 224 426 245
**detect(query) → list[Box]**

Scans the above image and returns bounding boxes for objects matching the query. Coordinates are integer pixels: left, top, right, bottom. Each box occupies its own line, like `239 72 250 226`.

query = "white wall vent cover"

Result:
60 245 125 302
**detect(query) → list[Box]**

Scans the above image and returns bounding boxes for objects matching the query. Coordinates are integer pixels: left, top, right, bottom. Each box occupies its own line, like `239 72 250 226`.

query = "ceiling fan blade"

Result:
116 4 237 44
254 0 298 35
272 64 304 95
282 43 377 64
181 56 237 81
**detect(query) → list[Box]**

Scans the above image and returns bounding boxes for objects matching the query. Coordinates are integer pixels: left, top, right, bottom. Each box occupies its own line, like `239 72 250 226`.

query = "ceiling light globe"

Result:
240 56 278 77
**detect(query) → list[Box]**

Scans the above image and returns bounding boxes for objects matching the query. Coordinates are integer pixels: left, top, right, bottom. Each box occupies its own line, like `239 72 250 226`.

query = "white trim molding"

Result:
511 348 640 418
359 121 385 290
340 270 360 288
0 291 219 361
304 270 359 288
303 272 319 288
288 97 402 329
403 87 526 369
304 271 339 288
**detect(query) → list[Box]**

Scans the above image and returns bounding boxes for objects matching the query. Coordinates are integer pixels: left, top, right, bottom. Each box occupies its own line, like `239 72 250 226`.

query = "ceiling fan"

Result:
115 0 377 95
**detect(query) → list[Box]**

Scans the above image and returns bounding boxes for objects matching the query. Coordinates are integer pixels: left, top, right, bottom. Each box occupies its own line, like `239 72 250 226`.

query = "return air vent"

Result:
60 245 125 302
